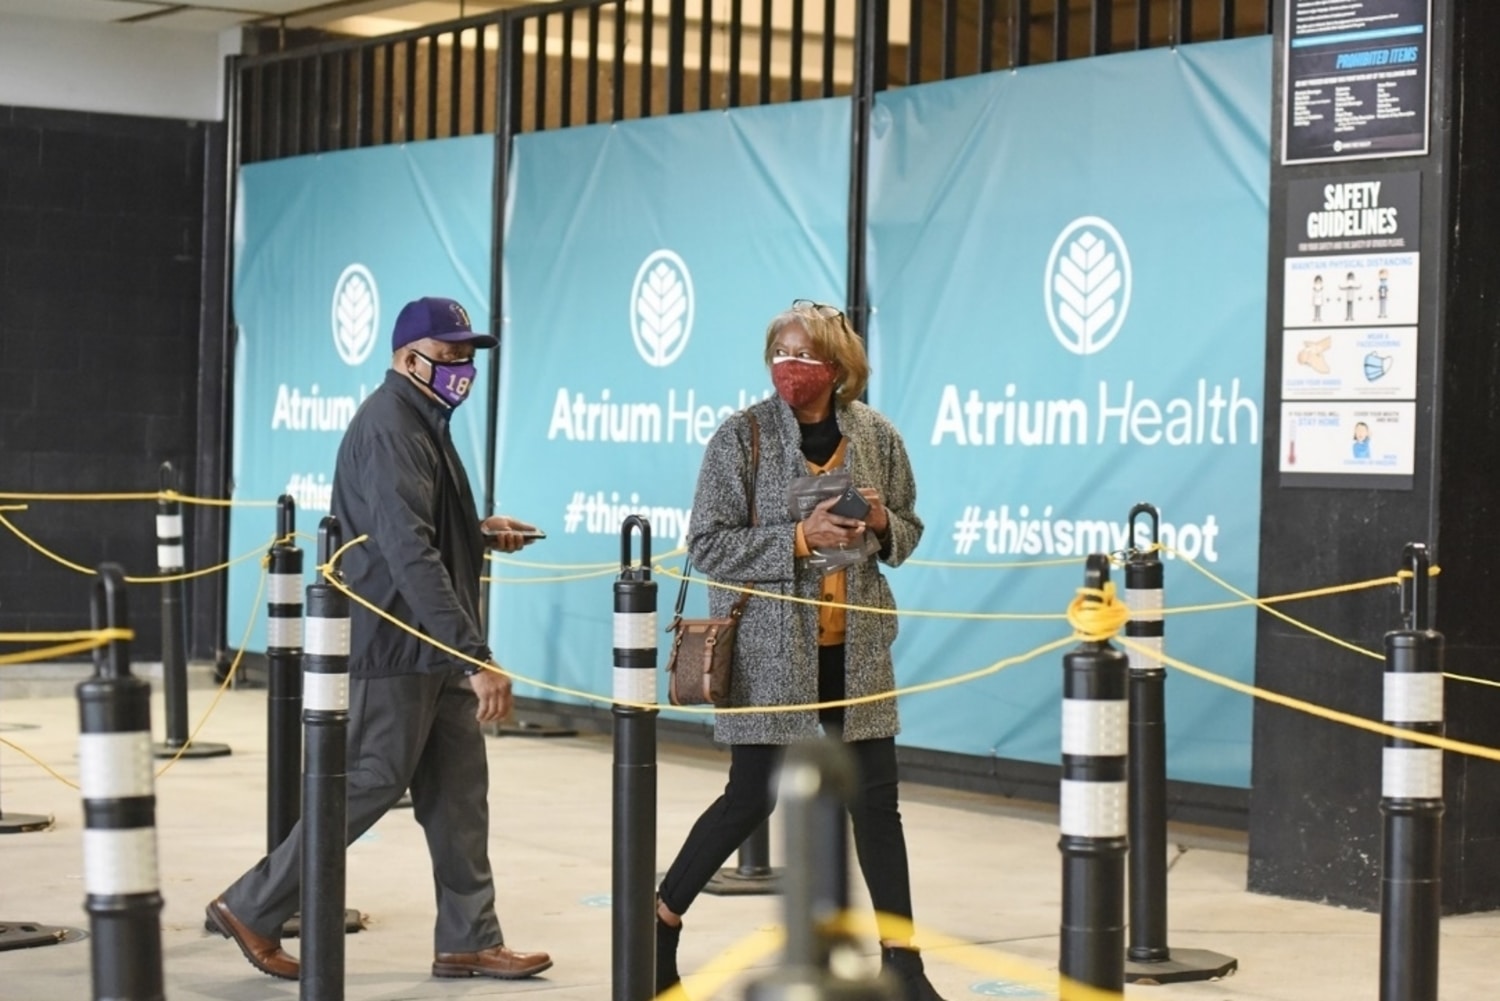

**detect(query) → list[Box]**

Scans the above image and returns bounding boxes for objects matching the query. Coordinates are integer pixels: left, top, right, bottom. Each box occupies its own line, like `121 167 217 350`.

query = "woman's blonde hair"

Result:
761 300 870 407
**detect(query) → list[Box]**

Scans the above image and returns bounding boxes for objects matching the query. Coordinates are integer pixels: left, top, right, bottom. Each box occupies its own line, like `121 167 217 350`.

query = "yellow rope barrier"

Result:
321 533 1071 715
656 564 1070 623
0 573 263 786
853 912 1125 1001
0 490 275 507
0 628 134 644
907 554 1087 570
658 909 1124 1001
1113 633 1500 765
482 566 623 585
653 925 784 1001
0 735 79 791
0 637 120 666
153 564 265 777
0 512 280 583
1164 543 1397 659
1149 574 1411 616
1154 545 1491 690
488 545 686 572
1065 581 1131 641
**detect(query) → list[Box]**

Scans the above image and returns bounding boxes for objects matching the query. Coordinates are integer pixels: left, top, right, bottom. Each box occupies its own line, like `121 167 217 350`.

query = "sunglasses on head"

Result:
791 298 846 320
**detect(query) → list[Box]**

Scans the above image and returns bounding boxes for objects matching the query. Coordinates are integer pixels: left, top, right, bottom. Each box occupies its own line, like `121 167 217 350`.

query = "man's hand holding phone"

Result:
480 515 546 552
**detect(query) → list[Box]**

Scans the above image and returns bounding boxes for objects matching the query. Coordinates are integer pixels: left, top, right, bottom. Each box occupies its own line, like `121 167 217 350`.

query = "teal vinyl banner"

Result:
228 137 494 651
492 100 850 713
867 39 1271 787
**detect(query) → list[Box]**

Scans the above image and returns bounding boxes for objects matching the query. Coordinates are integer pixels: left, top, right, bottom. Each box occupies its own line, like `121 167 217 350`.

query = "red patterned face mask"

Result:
771 357 837 408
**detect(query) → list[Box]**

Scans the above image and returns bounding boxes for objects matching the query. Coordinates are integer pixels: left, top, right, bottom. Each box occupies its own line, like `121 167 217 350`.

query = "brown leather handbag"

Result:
666 415 759 707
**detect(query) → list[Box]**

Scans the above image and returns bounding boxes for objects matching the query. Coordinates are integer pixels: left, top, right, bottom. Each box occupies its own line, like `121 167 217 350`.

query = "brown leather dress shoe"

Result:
205 897 300 981
432 944 553 979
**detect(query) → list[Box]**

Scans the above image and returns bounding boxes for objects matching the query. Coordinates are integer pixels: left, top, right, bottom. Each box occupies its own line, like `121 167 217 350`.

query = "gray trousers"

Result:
222 671 503 952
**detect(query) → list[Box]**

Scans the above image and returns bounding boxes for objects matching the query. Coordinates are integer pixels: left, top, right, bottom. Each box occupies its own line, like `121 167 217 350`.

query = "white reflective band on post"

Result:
303 672 349 712
613 667 657 704
1061 699 1127 757
156 544 185 570
78 732 153 799
155 514 183 539
1124 587 1164 621
268 573 303 606
1384 673 1443 723
305 616 350 657
1059 779 1128 838
613 611 657 651
83 828 160 896
267 617 304 649
1125 634 1163 673
1383 747 1442 799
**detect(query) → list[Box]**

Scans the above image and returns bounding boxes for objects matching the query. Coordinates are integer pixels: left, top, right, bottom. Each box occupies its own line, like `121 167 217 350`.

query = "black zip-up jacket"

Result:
330 369 491 677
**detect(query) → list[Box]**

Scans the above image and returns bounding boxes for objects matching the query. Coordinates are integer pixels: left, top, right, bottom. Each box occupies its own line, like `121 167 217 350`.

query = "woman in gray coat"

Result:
655 299 943 1001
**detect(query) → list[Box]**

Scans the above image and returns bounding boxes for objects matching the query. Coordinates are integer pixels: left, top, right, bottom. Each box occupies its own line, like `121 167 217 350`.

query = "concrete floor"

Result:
1 676 1497 1001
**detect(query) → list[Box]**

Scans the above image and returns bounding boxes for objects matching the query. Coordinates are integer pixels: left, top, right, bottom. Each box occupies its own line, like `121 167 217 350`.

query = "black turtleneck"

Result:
798 411 842 466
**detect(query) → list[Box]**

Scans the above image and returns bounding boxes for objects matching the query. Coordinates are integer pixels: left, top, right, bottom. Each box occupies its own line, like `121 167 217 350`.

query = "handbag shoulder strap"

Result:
674 411 761 619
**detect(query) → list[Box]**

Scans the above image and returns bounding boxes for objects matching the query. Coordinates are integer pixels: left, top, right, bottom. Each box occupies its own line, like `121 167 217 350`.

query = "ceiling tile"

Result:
144 7 257 30
0 0 169 22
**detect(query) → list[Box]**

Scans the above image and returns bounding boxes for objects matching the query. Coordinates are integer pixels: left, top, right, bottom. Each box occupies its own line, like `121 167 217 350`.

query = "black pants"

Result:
658 644 914 925
222 673 502 952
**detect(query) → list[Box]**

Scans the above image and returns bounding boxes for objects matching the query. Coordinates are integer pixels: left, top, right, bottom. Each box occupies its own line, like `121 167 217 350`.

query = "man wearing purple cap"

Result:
206 296 552 982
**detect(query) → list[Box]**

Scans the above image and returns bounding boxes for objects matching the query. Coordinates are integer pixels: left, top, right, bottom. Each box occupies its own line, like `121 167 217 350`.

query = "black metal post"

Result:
612 515 658 1001
1123 504 1235 984
1379 543 1443 1001
78 564 164 1001
704 819 782 895
301 517 350 1001
845 0 886 336
153 462 230 759
745 739 894 1001
267 495 304 853
1059 554 1126 999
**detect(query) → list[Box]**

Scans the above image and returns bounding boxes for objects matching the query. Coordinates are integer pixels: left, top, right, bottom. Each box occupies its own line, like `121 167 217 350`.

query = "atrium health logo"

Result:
631 249 694 367
331 263 379 366
1044 216 1132 356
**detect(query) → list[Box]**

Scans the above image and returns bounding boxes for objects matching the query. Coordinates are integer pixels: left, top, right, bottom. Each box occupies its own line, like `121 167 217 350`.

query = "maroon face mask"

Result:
771 357 837 408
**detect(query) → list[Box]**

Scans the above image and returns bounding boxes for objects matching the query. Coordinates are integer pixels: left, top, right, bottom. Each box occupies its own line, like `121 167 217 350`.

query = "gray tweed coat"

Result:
687 395 923 744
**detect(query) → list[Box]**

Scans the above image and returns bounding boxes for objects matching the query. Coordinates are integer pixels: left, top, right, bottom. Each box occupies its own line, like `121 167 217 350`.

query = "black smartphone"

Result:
483 526 547 540
828 485 870 520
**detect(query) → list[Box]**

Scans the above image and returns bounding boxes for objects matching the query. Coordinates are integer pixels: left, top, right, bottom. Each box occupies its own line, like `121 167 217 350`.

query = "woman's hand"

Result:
803 494 868 549
857 488 889 536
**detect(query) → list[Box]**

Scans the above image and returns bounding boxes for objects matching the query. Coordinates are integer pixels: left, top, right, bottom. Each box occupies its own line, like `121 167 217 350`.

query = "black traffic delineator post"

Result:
1059 554 1127 999
1122 504 1236 985
152 461 229 760
612 515 657 1001
745 739 896 1001
266 495 303 855
78 564 165 1001
1379 543 1444 1001
301 516 350 1001
703 818 782 895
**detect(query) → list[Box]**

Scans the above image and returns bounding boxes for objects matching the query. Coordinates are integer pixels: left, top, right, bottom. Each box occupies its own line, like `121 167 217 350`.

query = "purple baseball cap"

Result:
391 297 498 351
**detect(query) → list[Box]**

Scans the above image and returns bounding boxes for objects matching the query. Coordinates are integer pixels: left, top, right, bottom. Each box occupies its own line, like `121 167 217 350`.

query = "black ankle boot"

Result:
656 914 682 994
881 946 946 1001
